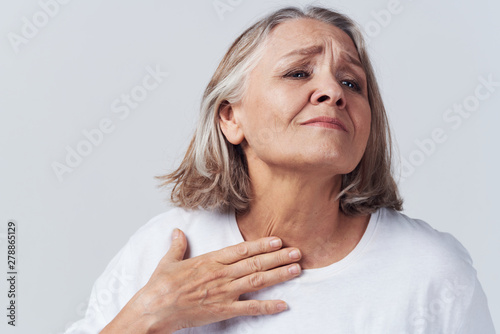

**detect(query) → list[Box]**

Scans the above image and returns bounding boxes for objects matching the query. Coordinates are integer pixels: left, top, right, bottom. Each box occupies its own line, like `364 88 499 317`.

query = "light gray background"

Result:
0 0 498 333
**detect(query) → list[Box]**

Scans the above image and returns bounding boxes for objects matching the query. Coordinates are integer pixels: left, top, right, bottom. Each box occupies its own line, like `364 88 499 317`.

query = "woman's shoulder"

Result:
126 206 236 261
96 207 233 300
367 209 493 333
374 208 474 271
369 208 478 307
131 206 229 242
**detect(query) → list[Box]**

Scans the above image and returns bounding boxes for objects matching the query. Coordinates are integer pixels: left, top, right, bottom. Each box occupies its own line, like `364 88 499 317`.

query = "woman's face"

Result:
227 18 371 176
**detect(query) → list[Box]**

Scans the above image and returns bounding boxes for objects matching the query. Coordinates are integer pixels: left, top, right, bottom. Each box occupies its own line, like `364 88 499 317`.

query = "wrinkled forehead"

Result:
263 18 361 65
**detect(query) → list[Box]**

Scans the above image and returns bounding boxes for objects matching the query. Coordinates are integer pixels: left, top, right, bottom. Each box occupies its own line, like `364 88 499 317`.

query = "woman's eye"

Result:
341 80 360 91
284 70 311 79
292 71 308 78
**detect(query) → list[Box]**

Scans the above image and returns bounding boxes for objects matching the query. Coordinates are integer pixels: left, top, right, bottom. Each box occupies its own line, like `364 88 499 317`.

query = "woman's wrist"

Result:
100 308 154 334
101 287 174 334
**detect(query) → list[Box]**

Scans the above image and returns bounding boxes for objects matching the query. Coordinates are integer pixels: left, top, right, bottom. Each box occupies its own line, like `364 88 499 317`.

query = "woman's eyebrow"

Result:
280 45 324 59
278 44 363 70
342 53 363 70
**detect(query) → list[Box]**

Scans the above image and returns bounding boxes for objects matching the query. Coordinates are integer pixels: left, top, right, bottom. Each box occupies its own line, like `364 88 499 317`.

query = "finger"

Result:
230 247 301 278
229 299 288 318
230 263 301 295
213 237 283 265
162 228 188 263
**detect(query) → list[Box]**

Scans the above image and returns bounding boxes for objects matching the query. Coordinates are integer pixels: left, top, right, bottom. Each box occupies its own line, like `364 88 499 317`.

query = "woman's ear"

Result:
218 101 245 145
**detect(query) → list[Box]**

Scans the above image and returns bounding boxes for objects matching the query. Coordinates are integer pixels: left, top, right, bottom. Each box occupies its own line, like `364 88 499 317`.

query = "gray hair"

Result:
156 5 403 215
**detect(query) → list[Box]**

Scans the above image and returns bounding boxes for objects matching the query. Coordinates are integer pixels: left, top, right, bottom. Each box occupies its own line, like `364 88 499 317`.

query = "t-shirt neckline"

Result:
225 207 380 281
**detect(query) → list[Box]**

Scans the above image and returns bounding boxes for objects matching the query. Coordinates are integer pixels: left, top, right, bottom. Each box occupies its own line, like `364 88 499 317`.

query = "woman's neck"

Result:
235 166 369 269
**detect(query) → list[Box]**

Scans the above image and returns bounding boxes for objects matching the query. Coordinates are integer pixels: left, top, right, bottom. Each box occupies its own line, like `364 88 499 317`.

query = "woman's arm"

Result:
100 228 302 333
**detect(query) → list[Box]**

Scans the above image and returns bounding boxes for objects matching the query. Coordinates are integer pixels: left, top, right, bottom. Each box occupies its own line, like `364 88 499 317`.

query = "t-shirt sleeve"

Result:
399 216 496 334
63 209 184 333
440 231 496 333
456 276 496 334
63 233 152 333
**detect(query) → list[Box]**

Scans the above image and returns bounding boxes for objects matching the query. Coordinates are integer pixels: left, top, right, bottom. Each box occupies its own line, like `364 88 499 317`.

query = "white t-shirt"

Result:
65 207 495 333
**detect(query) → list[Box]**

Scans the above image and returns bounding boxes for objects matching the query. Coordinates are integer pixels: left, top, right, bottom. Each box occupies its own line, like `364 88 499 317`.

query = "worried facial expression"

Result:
222 18 371 176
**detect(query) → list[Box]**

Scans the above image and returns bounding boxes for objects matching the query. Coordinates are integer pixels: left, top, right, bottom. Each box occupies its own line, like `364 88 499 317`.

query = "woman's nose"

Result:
310 74 346 109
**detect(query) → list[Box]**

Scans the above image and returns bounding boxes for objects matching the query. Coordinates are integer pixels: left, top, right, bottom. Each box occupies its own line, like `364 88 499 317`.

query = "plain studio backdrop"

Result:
1 0 499 333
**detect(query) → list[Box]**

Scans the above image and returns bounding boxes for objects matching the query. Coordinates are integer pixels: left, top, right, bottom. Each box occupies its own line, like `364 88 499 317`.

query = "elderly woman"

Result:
66 6 494 334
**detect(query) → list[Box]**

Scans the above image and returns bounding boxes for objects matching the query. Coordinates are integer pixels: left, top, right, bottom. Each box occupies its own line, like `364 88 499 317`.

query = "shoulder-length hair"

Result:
156 5 403 216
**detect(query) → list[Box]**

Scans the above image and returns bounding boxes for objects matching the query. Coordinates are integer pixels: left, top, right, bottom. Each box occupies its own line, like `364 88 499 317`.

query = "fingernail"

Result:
269 238 281 248
289 249 301 260
172 228 180 240
288 264 300 275
277 302 288 311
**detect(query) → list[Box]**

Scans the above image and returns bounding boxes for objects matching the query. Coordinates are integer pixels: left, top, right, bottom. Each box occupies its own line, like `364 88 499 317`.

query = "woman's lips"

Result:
300 116 348 132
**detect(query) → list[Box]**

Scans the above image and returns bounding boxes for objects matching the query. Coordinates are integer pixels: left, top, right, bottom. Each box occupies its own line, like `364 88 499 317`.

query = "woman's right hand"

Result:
101 228 302 334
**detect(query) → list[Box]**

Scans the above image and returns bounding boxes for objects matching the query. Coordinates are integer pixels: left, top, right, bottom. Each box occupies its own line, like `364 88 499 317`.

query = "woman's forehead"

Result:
265 18 359 62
